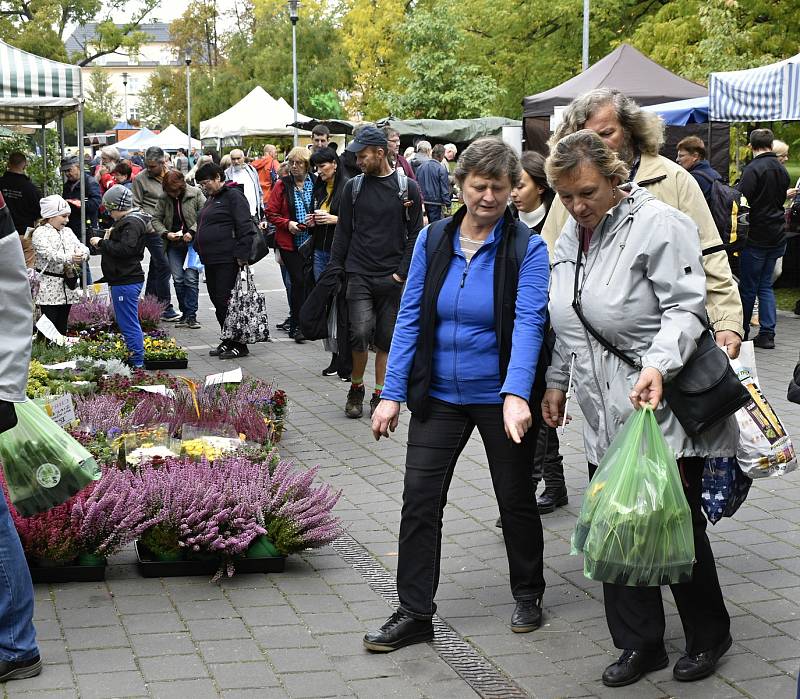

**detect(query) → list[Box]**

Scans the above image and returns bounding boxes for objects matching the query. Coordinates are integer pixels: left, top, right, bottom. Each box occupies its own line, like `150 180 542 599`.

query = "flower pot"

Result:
246 535 280 559
135 540 285 578
186 549 217 562
76 553 107 567
144 359 188 370
27 558 106 583
153 549 185 562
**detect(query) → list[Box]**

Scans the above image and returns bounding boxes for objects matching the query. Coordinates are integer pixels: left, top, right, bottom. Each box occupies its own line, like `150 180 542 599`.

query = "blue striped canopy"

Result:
709 54 800 122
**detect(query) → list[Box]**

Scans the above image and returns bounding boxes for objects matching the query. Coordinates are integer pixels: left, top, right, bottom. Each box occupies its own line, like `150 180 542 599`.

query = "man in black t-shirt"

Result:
331 126 423 419
0 152 41 266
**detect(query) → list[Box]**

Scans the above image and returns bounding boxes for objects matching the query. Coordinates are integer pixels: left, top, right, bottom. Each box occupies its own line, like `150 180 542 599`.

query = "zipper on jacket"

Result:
460 259 470 287
605 242 626 285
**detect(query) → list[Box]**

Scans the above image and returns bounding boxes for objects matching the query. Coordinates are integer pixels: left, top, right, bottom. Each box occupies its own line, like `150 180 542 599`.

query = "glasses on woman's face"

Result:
288 159 305 166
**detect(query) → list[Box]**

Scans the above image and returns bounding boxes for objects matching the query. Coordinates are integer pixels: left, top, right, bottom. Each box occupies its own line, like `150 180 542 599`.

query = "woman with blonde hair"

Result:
266 146 315 342
30 195 90 334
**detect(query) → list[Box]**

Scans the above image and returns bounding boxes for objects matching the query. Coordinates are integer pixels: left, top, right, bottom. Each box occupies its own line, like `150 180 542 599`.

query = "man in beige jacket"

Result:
541 88 743 358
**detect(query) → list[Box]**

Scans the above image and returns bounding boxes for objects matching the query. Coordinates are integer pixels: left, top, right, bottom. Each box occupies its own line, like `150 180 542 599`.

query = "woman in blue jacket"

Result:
364 139 550 652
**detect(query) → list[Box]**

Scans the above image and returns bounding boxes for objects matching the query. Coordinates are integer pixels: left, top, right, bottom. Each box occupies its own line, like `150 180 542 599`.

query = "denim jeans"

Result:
313 249 331 282
280 260 292 319
738 242 787 337
144 232 174 313
0 488 38 662
397 399 545 619
166 246 199 317
111 283 144 367
426 204 443 223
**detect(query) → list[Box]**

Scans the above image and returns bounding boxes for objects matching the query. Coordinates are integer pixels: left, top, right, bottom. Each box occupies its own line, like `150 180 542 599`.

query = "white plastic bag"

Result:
730 342 797 478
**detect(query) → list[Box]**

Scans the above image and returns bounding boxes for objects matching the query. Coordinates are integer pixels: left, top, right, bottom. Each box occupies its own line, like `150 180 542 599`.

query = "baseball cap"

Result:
346 126 388 153
60 156 79 171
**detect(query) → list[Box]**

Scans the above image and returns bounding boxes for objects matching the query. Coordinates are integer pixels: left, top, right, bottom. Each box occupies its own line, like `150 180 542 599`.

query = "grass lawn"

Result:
775 287 799 312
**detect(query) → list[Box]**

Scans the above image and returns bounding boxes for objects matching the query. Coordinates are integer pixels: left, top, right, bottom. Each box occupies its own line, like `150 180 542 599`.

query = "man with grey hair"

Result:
96 145 121 193
224 149 262 218
132 146 179 320
410 140 431 175
416 144 450 223
541 88 743 360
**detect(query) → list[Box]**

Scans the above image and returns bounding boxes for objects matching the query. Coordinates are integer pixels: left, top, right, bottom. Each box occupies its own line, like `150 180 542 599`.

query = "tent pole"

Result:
58 116 65 160
78 103 87 291
41 122 47 196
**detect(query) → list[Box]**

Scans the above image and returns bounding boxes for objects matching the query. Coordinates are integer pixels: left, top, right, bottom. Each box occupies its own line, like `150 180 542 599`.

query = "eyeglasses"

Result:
288 159 306 166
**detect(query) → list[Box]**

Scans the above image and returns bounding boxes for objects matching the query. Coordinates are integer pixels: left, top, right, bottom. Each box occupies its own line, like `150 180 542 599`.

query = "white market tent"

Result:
709 54 800 122
199 86 311 140
152 123 201 151
114 127 157 151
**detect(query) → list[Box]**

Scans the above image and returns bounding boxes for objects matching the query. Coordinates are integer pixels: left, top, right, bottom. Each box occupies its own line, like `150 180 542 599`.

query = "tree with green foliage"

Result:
383 1 498 119
0 0 160 65
86 70 121 121
0 132 61 195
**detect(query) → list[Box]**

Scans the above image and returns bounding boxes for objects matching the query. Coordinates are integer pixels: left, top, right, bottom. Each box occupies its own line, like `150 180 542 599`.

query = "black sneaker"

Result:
186 316 202 329
369 391 382 417
345 384 365 418
511 597 543 633
363 611 434 652
174 315 188 327
292 329 306 344
161 311 181 322
276 317 291 331
219 345 250 360
0 655 42 682
322 362 338 377
209 343 228 357
752 334 775 349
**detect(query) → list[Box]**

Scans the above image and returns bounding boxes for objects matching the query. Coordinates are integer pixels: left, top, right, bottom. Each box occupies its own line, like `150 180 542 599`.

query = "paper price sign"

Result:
38 394 77 427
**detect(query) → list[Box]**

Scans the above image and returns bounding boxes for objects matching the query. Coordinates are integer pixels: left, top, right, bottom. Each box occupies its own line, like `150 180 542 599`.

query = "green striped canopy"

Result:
0 40 82 124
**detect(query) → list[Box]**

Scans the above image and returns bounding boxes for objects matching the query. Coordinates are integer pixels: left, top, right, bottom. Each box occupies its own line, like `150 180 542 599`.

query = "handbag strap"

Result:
571 228 642 370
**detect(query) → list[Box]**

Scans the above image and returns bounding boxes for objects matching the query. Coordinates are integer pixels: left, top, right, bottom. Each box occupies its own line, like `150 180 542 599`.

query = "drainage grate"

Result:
331 534 529 699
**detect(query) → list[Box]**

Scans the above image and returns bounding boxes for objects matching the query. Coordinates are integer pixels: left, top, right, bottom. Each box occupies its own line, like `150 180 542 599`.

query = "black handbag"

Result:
572 238 750 437
247 217 270 266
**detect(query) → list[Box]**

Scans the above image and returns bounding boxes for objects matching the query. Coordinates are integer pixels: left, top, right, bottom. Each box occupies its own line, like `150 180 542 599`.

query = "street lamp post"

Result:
288 0 299 147
582 0 590 71
185 51 192 160
121 72 129 122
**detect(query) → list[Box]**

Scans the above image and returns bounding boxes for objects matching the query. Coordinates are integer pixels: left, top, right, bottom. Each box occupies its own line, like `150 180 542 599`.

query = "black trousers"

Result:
280 249 307 333
39 304 71 336
588 457 730 654
532 424 565 490
204 261 246 350
397 399 546 619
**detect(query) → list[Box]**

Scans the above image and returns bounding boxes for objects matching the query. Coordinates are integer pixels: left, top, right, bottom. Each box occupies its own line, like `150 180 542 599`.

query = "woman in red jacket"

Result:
266 146 315 343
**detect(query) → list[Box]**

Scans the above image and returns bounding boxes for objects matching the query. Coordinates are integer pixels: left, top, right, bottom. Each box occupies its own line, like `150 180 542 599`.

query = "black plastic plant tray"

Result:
143 359 189 370
134 541 285 578
28 561 106 583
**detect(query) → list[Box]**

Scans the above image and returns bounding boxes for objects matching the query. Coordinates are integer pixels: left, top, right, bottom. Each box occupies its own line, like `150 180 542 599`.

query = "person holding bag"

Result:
541 130 739 688
194 163 255 360
152 170 206 329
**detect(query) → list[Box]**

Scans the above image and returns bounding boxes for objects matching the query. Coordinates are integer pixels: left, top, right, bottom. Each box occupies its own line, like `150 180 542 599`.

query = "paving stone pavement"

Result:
7 257 800 699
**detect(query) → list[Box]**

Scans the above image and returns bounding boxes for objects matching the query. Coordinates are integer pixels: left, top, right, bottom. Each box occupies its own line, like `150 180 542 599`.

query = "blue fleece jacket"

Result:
382 219 550 405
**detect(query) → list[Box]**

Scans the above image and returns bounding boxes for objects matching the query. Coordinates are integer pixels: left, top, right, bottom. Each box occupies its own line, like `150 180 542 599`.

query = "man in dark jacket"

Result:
416 144 450 223
676 136 722 203
60 156 101 240
0 152 41 267
89 185 148 368
331 126 423 419
736 128 791 348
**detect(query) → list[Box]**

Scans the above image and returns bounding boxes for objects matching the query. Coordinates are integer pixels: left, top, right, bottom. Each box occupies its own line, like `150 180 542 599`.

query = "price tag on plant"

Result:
42 361 78 370
37 394 77 428
35 314 67 346
205 367 243 387
135 385 176 398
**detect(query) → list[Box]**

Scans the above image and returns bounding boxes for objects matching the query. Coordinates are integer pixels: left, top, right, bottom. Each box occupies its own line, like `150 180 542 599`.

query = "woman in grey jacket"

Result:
152 171 206 329
541 131 738 688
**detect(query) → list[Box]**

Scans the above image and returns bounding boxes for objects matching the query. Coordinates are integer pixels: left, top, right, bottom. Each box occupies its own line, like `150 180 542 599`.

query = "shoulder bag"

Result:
571 235 750 437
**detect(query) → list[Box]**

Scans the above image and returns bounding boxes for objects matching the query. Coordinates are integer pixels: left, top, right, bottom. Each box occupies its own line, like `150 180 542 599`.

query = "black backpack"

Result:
694 171 749 254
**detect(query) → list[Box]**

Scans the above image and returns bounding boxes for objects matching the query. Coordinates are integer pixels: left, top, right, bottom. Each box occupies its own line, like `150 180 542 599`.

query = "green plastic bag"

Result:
0 399 100 516
571 407 695 587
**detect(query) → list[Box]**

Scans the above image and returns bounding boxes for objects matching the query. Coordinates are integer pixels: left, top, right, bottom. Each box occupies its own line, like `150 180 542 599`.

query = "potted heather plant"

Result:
67 295 114 331
136 295 167 332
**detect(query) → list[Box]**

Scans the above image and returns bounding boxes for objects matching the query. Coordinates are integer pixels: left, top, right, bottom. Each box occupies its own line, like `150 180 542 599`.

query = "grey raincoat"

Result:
546 184 738 465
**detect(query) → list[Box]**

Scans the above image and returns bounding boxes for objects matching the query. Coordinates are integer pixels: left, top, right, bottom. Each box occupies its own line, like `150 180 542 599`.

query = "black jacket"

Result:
0 171 41 234
195 183 255 265
63 173 101 235
311 171 349 252
97 211 148 286
736 152 791 247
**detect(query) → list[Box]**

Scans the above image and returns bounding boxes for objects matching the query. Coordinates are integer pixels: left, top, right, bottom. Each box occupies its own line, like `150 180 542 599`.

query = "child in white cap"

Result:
30 194 90 334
